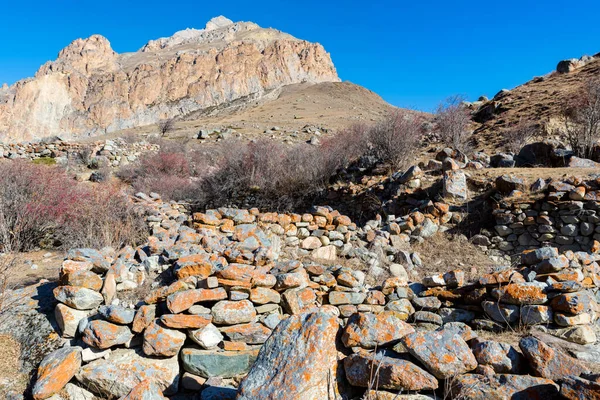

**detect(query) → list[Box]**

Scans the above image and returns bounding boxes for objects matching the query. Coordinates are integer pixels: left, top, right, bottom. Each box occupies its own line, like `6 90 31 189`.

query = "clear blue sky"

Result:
2 0 600 111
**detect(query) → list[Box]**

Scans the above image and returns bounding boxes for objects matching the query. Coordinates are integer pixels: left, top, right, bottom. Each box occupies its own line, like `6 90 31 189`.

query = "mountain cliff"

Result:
0 16 340 142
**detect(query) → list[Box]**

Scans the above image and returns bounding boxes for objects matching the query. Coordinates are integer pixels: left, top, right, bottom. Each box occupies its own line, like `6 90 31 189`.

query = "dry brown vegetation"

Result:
435 96 472 152
412 233 495 280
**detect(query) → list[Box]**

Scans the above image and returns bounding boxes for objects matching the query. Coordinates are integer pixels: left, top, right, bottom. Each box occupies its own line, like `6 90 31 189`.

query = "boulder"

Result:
343 353 438 391
471 339 524 373
98 305 136 324
143 321 187 357
189 323 224 349
55 304 89 338
211 300 257 325
82 320 133 349
443 170 468 200
519 336 587 380
561 376 600 400
121 379 167 400
220 322 272 345
402 329 477 379
54 286 104 310
450 374 560 399
32 346 82 400
76 348 179 397
237 312 341 399
342 311 414 349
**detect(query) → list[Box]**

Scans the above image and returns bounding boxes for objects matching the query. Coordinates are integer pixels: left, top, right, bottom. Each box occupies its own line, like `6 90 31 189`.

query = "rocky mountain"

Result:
0 16 340 142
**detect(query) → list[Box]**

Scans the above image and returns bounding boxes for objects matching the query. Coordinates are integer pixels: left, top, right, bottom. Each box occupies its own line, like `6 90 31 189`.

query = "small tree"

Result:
369 110 424 172
503 120 538 154
559 79 600 159
159 118 175 137
435 96 472 152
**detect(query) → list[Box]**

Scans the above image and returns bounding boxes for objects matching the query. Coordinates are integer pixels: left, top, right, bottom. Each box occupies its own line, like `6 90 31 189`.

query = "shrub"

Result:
435 96 472 152
503 120 538 154
159 118 176 137
368 110 424 172
0 161 146 252
558 78 600 159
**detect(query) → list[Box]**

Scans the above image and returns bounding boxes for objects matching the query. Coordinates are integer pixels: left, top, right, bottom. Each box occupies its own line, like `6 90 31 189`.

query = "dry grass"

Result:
412 232 495 281
0 334 27 398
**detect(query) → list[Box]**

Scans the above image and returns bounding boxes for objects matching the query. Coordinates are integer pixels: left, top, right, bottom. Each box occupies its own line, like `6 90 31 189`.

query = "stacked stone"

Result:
0 138 158 166
489 176 600 254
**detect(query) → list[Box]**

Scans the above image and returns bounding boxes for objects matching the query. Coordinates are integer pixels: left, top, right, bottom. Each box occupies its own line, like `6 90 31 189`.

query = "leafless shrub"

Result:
159 118 176 137
558 79 600 159
0 161 146 252
369 110 424 173
435 95 472 152
503 120 538 154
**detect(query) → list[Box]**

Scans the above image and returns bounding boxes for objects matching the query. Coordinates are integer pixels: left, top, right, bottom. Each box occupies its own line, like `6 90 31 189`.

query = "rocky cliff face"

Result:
0 16 340 142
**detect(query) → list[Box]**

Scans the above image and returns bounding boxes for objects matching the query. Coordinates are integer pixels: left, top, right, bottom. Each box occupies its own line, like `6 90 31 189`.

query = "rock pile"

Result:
28 192 600 399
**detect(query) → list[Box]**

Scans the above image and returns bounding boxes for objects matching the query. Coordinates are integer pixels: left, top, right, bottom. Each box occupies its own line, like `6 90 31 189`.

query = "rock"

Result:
362 392 435 400
53 286 104 310
167 288 228 314
98 305 135 324
450 374 560 399
522 247 559 265
553 325 597 345
220 322 272 344
60 270 103 291
160 314 212 329
569 156 600 168
551 291 597 315
55 304 89 338
82 320 133 349
200 385 237 400
211 300 256 325
237 312 340 399
132 305 157 333
471 339 524 373
496 175 525 194
482 300 520 324
189 323 224 349
443 170 468 200
491 282 548 305
311 245 337 261
76 348 179 397
181 348 259 378
402 329 477 379
121 379 167 400
301 237 322 250
342 311 415 349
343 353 438 391
328 291 366 305
561 376 600 400
520 305 553 325
143 321 187 357
32 346 82 400
519 336 587 380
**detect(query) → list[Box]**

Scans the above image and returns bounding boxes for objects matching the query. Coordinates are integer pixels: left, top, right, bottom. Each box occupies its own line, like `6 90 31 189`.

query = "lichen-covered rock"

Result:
519 336 587 380
471 339 524 373
402 329 477 379
167 288 228 314
560 376 600 400
341 311 414 349
159 314 212 329
211 300 256 325
188 323 224 349
120 379 168 400
237 312 340 399
343 353 438 391
181 348 259 378
220 322 272 345
76 348 179 397
60 270 103 291
55 303 89 338
32 346 81 400
491 282 548 305
53 286 104 310
82 320 133 349
450 374 560 399
132 305 157 333
98 305 136 324
551 291 597 315
143 321 187 357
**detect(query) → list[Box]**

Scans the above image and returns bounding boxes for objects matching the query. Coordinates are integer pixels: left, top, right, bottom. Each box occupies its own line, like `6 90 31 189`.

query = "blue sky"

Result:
2 0 600 111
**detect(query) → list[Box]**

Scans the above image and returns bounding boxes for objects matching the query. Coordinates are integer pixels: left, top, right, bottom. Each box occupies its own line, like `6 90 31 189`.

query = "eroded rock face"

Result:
237 312 340 400
0 16 339 142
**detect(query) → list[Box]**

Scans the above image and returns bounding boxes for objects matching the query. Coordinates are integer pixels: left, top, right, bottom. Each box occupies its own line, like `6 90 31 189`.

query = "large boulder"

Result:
343 353 438 391
32 346 82 400
237 312 341 400
519 336 587 380
450 374 560 399
401 329 477 379
76 348 180 397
